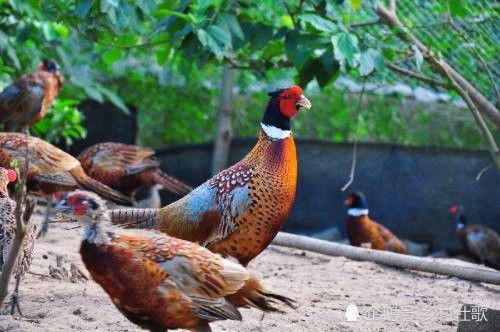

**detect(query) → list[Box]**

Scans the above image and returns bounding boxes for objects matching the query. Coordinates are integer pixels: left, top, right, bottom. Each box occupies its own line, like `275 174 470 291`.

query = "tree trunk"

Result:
272 232 500 285
211 65 235 175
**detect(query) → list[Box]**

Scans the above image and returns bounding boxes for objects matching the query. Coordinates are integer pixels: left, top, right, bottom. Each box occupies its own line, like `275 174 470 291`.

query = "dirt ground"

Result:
1 214 499 332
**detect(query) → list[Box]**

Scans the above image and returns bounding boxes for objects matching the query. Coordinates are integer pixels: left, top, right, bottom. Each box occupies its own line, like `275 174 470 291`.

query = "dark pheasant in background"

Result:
77 142 192 203
345 192 407 254
0 59 63 130
450 205 500 270
0 132 130 205
0 168 38 314
110 85 311 266
55 191 294 332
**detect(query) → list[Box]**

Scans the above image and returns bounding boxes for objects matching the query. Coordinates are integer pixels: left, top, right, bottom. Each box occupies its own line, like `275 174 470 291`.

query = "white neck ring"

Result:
261 123 291 140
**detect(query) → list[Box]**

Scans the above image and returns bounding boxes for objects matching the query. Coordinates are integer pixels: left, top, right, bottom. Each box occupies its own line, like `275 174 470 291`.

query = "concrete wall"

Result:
156 138 499 252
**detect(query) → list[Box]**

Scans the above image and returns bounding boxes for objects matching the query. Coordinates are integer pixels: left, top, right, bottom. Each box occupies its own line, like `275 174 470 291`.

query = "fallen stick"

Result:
272 232 500 285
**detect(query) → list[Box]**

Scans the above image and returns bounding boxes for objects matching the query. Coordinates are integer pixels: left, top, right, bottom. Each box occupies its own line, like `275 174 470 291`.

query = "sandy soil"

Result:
1 214 499 332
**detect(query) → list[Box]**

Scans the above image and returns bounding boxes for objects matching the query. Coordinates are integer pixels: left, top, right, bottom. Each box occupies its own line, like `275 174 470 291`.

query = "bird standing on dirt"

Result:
110 86 312 266
450 205 500 270
55 190 294 332
0 59 63 130
345 192 407 254
77 142 192 203
0 132 130 205
0 167 38 314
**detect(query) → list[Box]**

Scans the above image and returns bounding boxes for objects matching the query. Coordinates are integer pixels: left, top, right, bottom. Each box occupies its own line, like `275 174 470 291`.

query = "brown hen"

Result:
0 59 63 130
0 132 130 204
55 190 294 332
78 142 192 202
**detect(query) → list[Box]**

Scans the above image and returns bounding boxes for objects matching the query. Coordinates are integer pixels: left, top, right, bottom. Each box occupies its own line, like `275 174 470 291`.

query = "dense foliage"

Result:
0 0 497 149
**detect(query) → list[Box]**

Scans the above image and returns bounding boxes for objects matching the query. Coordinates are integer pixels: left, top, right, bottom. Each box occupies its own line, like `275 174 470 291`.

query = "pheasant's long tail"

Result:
110 208 160 229
227 275 296 313
70 167 131 205
152 170 193 195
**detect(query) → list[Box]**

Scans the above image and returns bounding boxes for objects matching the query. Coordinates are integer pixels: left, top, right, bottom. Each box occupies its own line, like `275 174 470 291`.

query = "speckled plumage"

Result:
56 191 294 331
0 167 38 310
78 142 192 200
0 60 63 129
0 133 130 204
109 87 310 267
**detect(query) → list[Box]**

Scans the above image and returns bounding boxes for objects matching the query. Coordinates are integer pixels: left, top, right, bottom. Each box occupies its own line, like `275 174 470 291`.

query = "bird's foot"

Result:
9 292 23 316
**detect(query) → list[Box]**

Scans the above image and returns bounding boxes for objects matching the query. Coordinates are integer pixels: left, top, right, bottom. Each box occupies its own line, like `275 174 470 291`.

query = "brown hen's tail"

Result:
70 167 131 205
110 208 160 228
227 275 296 313
152 170 193 195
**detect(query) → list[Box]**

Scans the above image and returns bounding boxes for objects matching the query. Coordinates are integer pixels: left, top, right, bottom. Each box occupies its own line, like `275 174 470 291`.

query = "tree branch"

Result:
387 63 452 89
341 77 368 192
446 16 500 107
374 1 500 129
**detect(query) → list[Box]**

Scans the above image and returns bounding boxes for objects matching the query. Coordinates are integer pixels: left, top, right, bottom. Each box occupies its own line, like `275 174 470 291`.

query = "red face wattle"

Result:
278 86 312 118
67 194 88 216
7 169 17 182
449 205 458 214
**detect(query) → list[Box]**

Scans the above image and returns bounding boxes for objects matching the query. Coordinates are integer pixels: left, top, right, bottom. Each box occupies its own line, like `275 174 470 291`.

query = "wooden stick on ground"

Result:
272 232 500 285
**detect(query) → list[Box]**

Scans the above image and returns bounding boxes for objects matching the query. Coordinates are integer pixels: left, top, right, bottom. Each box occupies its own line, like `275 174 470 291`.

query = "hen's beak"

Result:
296 95 312 111
54 200 71 214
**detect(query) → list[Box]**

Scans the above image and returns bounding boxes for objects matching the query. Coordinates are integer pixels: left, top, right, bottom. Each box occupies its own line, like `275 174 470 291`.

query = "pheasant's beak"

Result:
296 95 312 111
54 200 71 214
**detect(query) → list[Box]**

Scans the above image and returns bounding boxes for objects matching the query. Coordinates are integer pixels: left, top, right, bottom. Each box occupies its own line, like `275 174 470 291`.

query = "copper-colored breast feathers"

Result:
346 215 407 254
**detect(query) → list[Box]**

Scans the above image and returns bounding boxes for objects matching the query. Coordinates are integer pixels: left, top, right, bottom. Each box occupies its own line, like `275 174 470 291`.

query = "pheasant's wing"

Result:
115 232 246 321
0 79 44 126
160 163 253 246
375 222 407 253
79 143 158 183
33 172 79 186
0 133 80 176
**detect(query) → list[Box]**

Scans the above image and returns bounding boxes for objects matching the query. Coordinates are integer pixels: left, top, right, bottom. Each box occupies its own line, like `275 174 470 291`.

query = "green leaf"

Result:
156 45 170 64
448 0 468 17
99 85 130 114
207 25 231 47
349 0 362 10
197 28 222 56
280 15 294 29
358 50 375 76
102 48 123 65
299 13 336 32
74 0 94 18
83 84 104 102
137 0 156 14
317 51 340 88
220 14 244 41
100 0 118 13
332 32 359 67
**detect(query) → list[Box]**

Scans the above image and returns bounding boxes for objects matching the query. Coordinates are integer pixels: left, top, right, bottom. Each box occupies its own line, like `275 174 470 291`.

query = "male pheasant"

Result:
0 167 38 314
0 132 130 204
0 59 63 130
345 192 407 254
110 86 311 265
450 205 500 269
55 190 294 332
77 142 192 202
